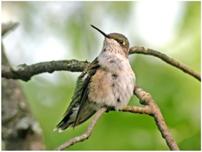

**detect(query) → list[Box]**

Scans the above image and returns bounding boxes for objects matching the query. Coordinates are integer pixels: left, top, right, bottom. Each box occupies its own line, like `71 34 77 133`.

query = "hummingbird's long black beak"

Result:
91 25 109 38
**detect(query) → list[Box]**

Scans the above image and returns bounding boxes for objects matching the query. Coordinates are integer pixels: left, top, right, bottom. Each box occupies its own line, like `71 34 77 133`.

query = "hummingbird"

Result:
55 25 135 132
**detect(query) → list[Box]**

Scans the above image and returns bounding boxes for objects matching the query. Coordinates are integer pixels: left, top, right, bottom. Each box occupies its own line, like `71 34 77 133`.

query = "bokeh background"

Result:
2 1 200 150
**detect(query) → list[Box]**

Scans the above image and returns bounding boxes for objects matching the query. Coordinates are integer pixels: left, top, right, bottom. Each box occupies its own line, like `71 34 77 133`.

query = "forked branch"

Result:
56 86 179 150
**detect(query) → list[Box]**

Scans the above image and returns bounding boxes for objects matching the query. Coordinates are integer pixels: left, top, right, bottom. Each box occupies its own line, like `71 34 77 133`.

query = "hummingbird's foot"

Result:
139 99 147 105
139 91 151 105
105 106 116 113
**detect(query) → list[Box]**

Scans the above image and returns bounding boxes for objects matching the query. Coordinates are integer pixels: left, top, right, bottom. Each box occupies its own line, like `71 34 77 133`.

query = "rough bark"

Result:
1 23 45 150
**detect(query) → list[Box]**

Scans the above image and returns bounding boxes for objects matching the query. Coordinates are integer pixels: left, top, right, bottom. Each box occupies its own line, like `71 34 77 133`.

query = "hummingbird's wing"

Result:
55 58 100 131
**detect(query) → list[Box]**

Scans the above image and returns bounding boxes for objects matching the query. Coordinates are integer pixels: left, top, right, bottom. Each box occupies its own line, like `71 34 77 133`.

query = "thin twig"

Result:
2 22 19 37
129 46 200 81
56 107 107 150
134 87 179 150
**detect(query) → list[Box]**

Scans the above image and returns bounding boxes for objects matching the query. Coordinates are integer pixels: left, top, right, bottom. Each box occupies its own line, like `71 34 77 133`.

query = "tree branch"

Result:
134 87 179 150
2 46 200 82
56 107 107 150
2 60 89 81
129 46 200 81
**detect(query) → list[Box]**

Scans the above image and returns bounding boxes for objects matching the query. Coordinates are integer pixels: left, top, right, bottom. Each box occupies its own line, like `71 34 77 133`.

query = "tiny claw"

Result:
139 99 147 105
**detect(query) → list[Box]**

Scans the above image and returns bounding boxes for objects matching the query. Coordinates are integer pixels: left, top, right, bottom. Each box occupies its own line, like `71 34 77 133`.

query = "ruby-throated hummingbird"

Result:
55 25 135 132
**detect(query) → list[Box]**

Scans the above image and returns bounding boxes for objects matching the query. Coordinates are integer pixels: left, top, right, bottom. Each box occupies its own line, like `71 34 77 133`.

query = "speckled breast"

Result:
88 52 135 109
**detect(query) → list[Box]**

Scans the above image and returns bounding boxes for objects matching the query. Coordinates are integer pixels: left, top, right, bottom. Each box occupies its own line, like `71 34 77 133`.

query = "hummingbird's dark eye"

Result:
119 40 125 46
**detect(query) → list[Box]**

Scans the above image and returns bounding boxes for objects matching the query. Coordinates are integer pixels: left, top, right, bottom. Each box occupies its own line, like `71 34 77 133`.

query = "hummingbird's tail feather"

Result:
55 111 73 130
55 102 97 131
72 101 97 128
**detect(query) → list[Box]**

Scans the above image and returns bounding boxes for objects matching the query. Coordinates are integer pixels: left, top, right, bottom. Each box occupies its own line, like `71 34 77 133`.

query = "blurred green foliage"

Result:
2 1 200 150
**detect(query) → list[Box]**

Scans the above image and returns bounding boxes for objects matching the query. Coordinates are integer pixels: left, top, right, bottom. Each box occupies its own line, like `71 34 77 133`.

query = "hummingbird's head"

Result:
91 25 130 56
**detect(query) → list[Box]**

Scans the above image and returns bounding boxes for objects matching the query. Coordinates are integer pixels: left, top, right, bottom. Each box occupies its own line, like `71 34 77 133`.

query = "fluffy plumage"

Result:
55 28 135 131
